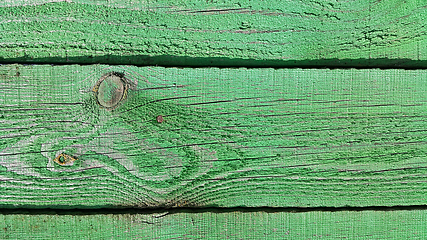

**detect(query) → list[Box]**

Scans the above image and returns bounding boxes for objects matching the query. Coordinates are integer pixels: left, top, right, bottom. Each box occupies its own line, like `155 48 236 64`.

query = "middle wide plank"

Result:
0 65 426 208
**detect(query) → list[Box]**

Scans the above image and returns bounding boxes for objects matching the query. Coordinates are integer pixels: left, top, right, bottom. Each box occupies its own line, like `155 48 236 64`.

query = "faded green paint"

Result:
0 64 426 208
1 209 426 239
0 0 425 67
1 0 425 236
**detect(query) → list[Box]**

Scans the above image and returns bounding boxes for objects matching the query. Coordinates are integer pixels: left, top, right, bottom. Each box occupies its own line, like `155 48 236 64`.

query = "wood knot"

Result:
53 153 77 166
93 73 126 109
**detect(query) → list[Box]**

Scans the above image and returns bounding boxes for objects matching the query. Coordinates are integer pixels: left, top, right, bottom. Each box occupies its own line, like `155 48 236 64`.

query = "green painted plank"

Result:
1 64 427 208
1 209 426 239
0 0 425 67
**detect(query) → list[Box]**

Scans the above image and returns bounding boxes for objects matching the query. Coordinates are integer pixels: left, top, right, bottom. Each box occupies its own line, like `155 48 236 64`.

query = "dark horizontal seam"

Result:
1 205 427 214
2 59 427 70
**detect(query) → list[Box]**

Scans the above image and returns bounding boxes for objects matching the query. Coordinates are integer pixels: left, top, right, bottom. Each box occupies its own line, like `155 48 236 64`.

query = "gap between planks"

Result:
3 205 427 215
2 60 427 70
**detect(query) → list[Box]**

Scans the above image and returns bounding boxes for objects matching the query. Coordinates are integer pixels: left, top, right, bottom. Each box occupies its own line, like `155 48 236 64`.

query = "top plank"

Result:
0 0 426 67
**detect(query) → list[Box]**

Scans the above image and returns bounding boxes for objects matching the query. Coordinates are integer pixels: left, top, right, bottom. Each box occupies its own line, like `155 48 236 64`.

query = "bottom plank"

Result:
1 209 424 239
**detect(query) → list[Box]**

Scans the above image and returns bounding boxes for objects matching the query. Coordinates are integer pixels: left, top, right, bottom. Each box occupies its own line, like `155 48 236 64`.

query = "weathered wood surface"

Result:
1 64 427 208
1 209 426 239
0 0 425 67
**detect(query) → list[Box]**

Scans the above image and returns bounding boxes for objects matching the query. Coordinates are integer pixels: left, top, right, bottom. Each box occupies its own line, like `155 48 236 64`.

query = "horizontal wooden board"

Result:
1 64 427 208
1 209 426 239
0 0 425 67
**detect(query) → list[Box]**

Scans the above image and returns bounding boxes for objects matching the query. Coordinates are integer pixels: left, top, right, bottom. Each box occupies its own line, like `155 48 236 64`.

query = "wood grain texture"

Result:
1 209 426 239
1 64 427 208
0 0 425 67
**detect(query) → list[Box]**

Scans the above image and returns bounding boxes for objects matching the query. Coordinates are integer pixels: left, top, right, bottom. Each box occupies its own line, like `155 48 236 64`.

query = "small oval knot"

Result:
53 153 77 166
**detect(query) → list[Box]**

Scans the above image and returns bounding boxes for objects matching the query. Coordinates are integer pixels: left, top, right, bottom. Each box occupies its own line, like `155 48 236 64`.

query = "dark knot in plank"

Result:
93 73 126 109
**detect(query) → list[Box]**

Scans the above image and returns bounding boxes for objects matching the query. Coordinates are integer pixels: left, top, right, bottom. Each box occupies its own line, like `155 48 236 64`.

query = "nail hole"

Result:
156 115 164 123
